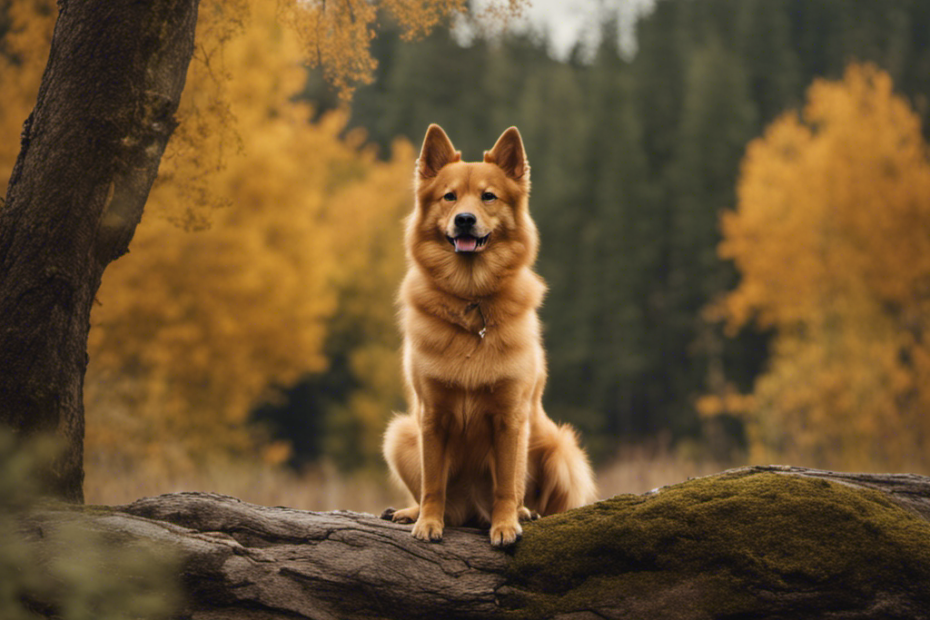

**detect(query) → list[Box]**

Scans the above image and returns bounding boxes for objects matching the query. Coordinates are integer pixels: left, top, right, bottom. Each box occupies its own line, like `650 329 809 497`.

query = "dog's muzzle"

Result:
448 212 490 253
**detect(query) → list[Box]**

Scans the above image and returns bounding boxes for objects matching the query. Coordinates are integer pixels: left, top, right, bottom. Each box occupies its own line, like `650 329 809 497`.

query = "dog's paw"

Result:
517 506 540 522
411 516 444 542
490 520 523 547
390 505 420 524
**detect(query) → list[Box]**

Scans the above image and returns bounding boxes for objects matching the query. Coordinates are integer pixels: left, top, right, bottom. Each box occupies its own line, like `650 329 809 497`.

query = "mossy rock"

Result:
505 470 930 619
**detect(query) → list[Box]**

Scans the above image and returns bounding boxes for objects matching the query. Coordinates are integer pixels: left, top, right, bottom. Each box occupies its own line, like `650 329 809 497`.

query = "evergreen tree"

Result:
568 16 660 450
666 33 759 435
735 0 803 125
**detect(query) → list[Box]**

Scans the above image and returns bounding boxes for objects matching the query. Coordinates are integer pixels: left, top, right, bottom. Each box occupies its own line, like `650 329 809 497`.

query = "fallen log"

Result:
17 466 930 619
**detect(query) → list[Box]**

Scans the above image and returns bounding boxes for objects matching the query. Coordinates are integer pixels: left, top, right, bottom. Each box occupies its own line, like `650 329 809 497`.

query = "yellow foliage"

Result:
695 383 755 419
82 1 413 473
278 0 478 99
313 138 412 467
381 0 468 40
140 0 489 225
277 0 527 97
718 63 930 471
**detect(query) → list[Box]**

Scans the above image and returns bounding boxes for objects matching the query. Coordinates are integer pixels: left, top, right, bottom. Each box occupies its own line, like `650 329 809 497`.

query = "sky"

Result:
468 0 656 59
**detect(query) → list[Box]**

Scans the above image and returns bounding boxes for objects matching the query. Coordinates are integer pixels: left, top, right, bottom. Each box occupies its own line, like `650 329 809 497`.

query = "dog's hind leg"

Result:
527 417 597 516
382 413 422 523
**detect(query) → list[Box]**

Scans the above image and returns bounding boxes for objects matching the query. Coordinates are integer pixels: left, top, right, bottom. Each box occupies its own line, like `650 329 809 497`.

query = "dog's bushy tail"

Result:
530 421 597 515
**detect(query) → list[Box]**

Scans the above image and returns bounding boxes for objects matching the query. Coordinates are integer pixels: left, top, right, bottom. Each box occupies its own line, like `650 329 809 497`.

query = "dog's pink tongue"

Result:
454 236 477 252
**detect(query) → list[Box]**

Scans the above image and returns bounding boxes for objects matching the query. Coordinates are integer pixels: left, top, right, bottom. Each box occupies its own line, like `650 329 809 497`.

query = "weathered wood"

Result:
122 493 509 619
0 0 200 502
17 466 930 619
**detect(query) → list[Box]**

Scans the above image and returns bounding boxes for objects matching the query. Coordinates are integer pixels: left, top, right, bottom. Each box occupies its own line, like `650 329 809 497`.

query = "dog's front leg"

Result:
490 405 530 547
412 411 449 542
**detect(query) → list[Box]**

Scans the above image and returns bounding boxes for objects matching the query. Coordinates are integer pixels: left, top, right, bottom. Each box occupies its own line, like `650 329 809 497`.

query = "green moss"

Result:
505 471 930 618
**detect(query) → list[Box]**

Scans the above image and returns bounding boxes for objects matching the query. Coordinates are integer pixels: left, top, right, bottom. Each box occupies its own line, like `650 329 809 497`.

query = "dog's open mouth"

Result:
448 234 490 253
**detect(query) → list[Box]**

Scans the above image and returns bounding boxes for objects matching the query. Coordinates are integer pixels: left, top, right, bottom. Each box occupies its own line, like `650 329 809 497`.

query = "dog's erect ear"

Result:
484 127 528 180
418 124 460 178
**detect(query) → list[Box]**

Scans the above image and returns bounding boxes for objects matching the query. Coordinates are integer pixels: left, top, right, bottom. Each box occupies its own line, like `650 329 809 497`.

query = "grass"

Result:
84 440 738 511
596 440 736 497
84 451 407 513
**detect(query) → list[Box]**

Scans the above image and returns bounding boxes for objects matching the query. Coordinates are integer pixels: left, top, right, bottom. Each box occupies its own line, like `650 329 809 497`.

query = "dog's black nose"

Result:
455 213 477 229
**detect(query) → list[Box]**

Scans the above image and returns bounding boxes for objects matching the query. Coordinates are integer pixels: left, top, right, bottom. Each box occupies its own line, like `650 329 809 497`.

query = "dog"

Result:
382 124 596 546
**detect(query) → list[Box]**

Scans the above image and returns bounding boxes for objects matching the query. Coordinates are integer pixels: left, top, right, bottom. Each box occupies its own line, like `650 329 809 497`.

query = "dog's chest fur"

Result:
402 269 544 391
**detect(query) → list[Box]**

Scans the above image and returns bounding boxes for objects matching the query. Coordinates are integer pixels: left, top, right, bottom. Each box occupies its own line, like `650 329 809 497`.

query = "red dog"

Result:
383 124 596 546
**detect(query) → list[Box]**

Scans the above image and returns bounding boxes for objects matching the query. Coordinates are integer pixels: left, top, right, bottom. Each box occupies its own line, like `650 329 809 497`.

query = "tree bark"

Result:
17 466 930 619
0 0 200 501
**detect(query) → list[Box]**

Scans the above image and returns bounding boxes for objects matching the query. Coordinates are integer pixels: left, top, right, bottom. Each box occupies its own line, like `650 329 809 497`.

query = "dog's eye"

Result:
481 191 497 202
443 192 456 202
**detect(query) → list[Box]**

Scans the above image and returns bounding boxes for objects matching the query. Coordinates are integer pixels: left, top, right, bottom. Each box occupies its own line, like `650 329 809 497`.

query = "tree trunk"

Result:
16 466 930 619
0 0 200 502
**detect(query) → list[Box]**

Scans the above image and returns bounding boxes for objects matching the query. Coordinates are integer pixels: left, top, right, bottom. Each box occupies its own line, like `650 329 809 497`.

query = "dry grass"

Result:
84 452 407 514
85 441 741 513
596 442 741 498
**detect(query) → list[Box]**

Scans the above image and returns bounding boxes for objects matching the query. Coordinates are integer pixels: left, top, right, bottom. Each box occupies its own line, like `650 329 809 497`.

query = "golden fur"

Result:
382 124 596 546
